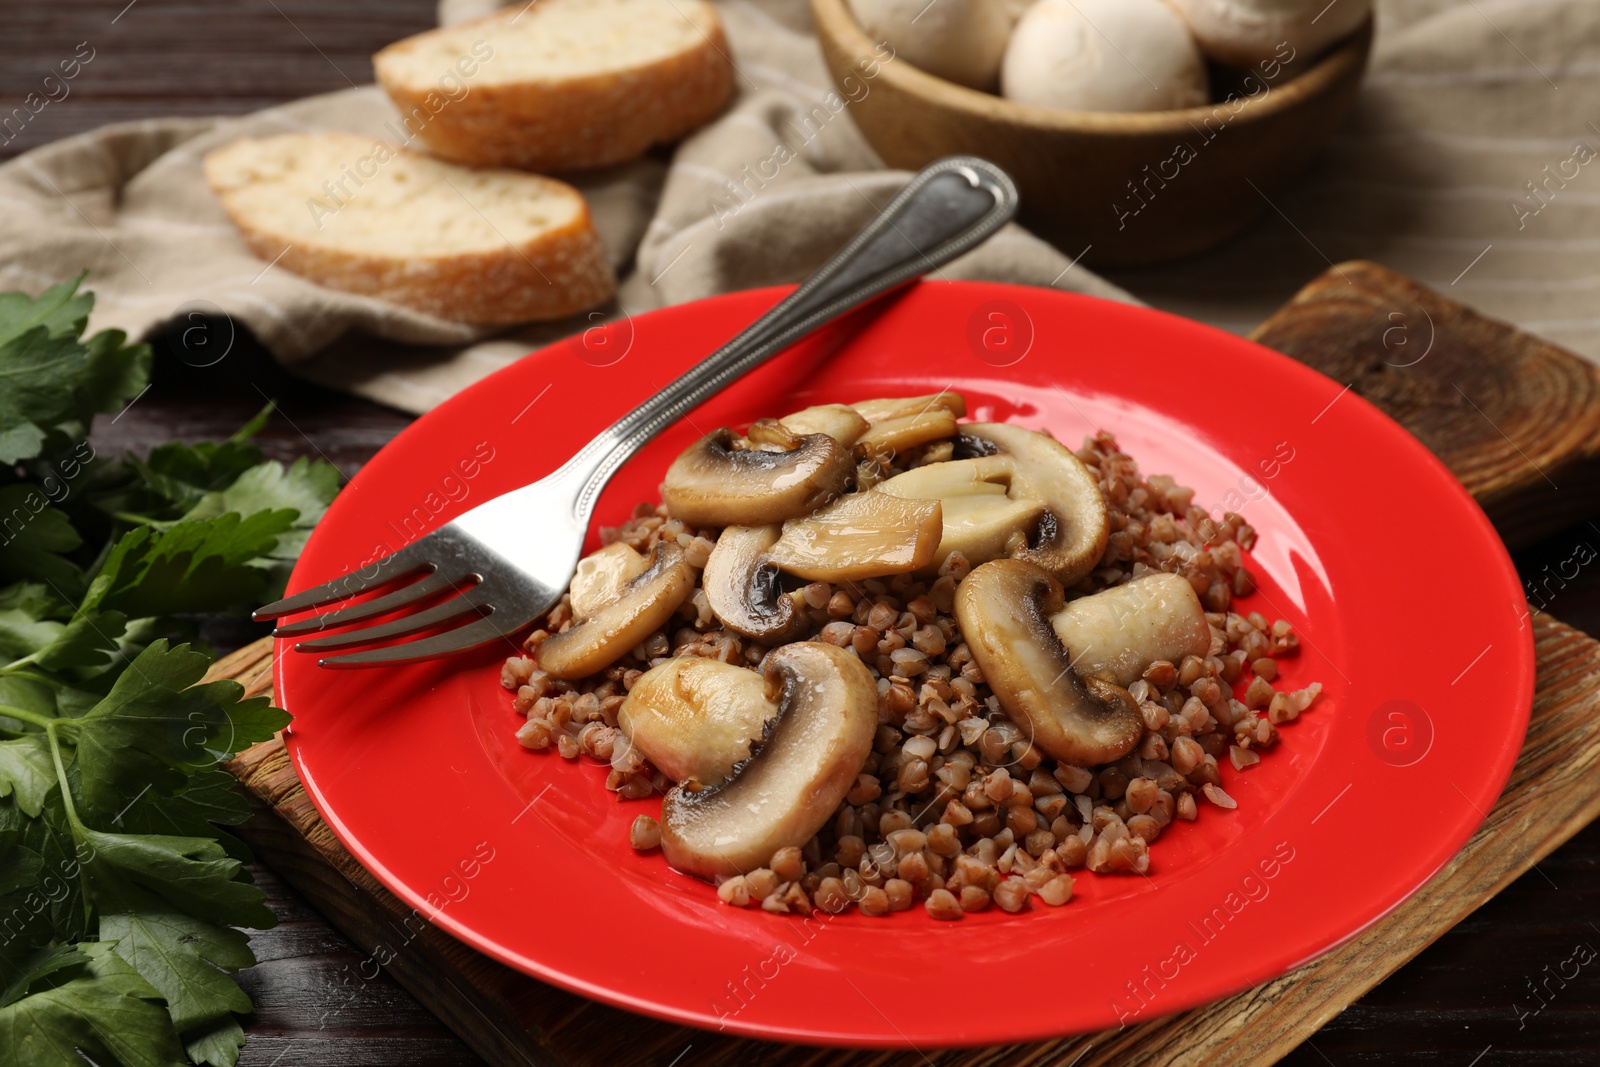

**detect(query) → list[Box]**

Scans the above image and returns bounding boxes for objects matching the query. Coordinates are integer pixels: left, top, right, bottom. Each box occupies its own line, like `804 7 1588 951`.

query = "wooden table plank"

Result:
1 0 438 158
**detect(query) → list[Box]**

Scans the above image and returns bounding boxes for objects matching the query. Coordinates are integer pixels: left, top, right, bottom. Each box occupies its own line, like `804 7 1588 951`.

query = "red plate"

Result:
277 281 1533 1047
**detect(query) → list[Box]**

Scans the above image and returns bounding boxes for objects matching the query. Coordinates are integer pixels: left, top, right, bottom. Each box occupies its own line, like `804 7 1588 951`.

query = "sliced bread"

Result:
204 132 615 324
374 0 735 172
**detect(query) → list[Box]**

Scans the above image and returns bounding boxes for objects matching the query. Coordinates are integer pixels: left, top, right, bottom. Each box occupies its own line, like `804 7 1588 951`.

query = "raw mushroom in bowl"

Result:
1001 0 1209 113
846 0 1014 91
1169 0 1372 68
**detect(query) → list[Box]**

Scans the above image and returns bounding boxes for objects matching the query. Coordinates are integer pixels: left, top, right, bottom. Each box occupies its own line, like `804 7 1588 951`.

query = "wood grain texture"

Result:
216 608 1600 1067
1250 260 1600 550
0 0 438 160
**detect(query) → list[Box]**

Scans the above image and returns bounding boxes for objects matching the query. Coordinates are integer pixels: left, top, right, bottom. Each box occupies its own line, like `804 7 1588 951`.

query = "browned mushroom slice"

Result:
568 542 649 619
764 491 943 582
660 642 878 881
878 455 1046 568
850 392 967 424
701 525 807 643
959 423 1109 586
536 542 695 679
855 409 961 457
1050 573 1213 687
661 428 852 528
954 559 1143 766
618 658 777 789
742 418 802 451
777 403 870 447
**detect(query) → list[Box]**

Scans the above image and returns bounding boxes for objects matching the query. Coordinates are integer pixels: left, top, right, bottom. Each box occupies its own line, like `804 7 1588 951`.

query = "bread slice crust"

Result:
375 0 735 172
204 132 615 325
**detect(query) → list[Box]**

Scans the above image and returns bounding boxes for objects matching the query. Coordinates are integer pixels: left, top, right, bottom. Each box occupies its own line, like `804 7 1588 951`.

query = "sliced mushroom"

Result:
1050 573 1213 687
618 657 777 789
743 418 804 452
660 642 878 880
568 542 649 619
536 542 695 679
851 391 967 424
701 525 807 643
954 559 1143 766
777 403 870 447
855 409 961 457
958 423 1109 585
878 455 1047 568
661 428 852 528
764 490 943 582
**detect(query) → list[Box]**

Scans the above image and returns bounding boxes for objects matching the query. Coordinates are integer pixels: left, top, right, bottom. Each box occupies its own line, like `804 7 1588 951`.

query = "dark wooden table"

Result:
9 3 1600 1064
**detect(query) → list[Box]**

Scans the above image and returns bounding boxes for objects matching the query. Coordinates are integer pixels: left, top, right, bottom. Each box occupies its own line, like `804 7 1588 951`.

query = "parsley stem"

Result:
0 704 60 731
44 720 84 832
0 652 43 674
111 510 164 527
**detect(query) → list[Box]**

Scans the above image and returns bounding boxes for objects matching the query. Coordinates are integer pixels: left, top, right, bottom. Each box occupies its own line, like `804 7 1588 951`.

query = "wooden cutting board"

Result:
217 260 1600 1067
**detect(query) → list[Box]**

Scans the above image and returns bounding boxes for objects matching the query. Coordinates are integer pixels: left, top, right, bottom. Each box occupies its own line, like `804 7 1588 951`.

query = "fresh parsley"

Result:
0 275 340 1066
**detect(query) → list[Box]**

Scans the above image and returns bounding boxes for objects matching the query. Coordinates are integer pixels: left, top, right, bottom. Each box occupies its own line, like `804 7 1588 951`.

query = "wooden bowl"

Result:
812 0 1373 267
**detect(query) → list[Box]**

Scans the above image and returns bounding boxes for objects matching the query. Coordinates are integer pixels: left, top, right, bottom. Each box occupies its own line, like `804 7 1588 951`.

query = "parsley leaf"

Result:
98 885 254 1065
78 828 275 931
0 274 339 1067
0 274 94 349
0 736 54 818
111 770 253 864
73 641 288 817
0 275 150 466
82 512 299 620
0 941 187 1067
0 329 86 465
182 457 340 562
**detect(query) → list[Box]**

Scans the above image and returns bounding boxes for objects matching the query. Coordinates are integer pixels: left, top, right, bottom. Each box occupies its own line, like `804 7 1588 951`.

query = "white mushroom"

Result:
943 423 1109 584
661 428 853 528
854 408 961 458
764 490 943 582
849 392 966 426
954 559 1144 766
618 658 777 789
568 542 649 619
701 524 808 643
1001 0 1209 113
536 542 695 679
847 0 1014 91
1169 0 1371 68
660 642 879 880
1051 572 1213 686
774 403 870 448
878 454 1045 570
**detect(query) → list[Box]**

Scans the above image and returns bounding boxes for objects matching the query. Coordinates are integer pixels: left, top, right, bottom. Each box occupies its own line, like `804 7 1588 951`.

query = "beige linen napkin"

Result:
0 0 1127 414
0 0 1595 416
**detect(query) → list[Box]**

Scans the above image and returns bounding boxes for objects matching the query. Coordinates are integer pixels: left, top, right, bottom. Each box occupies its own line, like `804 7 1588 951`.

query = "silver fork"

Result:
255 156 1020 668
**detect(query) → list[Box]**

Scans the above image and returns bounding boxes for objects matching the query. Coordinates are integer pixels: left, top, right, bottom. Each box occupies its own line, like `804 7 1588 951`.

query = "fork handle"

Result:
554 156 1020 522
